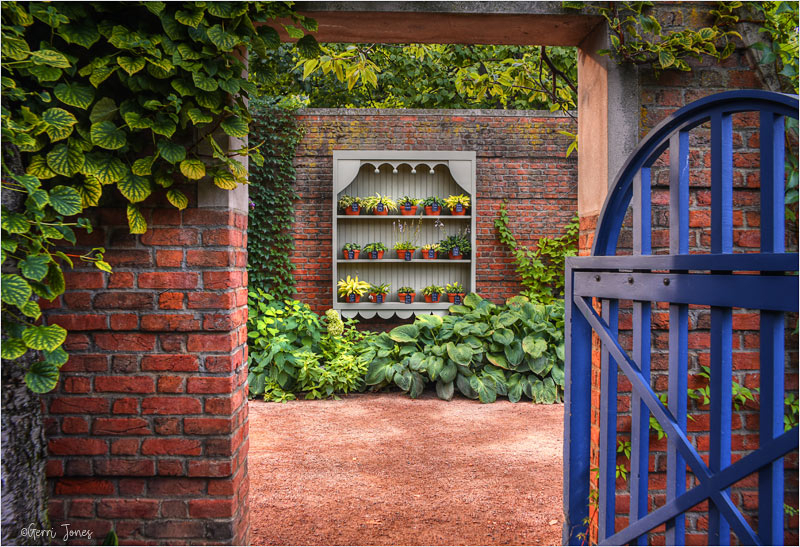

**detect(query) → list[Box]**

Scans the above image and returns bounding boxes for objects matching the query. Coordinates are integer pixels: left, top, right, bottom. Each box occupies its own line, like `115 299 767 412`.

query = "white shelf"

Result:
337 259 471 263
337 215 471 220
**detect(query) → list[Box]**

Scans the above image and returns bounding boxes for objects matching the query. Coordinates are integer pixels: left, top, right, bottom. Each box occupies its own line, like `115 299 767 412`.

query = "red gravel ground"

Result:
248 392 565 546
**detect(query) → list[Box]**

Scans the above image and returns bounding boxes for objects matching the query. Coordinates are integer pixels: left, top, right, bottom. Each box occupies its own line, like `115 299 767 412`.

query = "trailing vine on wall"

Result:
247 100 304 299
0 1 318 392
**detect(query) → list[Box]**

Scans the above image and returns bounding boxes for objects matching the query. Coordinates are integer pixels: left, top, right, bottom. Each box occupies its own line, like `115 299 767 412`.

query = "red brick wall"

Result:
41 187 250 545
290 109 578 316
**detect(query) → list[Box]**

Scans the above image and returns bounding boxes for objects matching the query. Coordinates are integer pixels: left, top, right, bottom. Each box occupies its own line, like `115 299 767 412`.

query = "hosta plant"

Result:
337 275 370 298
444 194 470 211
362 193 397 214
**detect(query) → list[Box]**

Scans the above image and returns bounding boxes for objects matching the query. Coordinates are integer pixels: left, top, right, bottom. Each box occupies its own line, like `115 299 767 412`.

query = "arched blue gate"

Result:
563 90 799 545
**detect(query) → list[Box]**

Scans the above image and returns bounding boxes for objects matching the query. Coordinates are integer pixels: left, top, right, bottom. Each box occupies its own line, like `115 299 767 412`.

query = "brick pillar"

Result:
43 185 250 545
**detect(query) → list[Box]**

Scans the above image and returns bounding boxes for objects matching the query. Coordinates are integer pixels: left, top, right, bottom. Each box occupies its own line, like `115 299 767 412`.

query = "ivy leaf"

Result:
212 169 237 189
42 107 78 141
90 121 126 150
126 204 147 234
166 188 189 210
187 108 213 124
117 172 152 203
117 56 146 75
49 185 83 215
47 143 85 176
89 97 117 123
207 25 237 51
20 254 51 282
658 49 675 69
220 116 248 138
25 361 60 393
1 212 29 234
30 49 71 68
20 300 42 320
1 274 33 307
77 176 103 207
54 82 94 109
180 158 206 180
1 338 28 360
83 153 126 184
26 155 56 179
157 140 186 164
175 8 205 28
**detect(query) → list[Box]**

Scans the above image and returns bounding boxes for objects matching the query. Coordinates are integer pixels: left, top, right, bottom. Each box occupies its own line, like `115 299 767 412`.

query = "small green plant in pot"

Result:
439 231 471 259
363 242 387 259
362 193 397 215
339 195 362 216
393 241 417 261
369 282 391 304
398 286 416 304
399 196 421 216
421 243 439 260
337 275 371 303
422 196 445 215
393 218 422 260
423 284 445 303
445 281 466 304
342 242 361 259
444 194 470 215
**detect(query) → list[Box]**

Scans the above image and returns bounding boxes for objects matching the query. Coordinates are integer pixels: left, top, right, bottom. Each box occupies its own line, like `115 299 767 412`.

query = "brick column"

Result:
43 186 250 545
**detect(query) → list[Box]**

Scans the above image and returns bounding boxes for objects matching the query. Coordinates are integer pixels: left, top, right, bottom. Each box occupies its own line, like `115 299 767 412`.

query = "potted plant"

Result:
339 195 362 216
398 196 421 216
368 282 391 304
362 193 398 215
422 284 445 303
398 286 416 304
393 241 416 261
444 194 470 215
438 232 471 259
337 275 371 303
445 282 466 305
422 196 445 216
363 242 387 259
420 243 439 260
342 242 361 260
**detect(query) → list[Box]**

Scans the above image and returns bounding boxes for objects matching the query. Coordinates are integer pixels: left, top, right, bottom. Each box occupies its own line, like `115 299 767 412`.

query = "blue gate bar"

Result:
565 252 797 272
598 298 618 540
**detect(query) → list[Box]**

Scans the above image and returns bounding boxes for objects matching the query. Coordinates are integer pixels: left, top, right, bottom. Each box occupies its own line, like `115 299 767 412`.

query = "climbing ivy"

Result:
247 99 304 299
0 1 318 391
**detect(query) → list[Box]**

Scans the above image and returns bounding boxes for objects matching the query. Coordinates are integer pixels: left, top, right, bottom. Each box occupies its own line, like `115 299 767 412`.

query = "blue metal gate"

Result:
563 90 799 545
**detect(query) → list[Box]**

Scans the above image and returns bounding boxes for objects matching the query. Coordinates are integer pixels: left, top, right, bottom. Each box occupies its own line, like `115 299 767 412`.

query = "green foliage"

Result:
495 203 579 304
357 294 567 404
247 100 305 299
786 392 799 431
246 291 369 401
748 1 799 94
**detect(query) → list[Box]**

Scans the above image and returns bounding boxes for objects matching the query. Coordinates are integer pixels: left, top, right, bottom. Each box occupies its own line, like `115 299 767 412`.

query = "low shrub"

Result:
355 293 566 403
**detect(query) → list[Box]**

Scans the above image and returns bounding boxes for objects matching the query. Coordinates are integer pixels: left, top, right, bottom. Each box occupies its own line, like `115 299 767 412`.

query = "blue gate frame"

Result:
563 90 799 545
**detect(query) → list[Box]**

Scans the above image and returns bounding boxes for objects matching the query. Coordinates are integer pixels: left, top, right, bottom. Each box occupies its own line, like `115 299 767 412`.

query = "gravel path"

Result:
248 392 564 546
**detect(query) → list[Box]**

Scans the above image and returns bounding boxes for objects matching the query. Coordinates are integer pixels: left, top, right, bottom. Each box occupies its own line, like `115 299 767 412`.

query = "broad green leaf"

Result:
171 79 196 96
2 212 29 234
1 274 32 307
504 340 524 366
456 373 478 399
207 2 247 17
132 157 153 176
486 353 510 369
47 143 85 176
20 254 50 281
492 327 514 345
42 107 77 141
187 108 213 124
416 313 443 330
53 82 94 109
30 49 70 68
389 324 419 343
49 185 83 215
20 300 42 320
57 23 101 48
213 170 237 190
439 361 457 384
150 115 176 138
296 34 322 58
153 169 174 188
22 324 67 352
117 56 146 75
90 121 126 150
1 338 28 360
220 116 248 138
180 158 206 180
218 77 240 94
89 65 117 87
126 204 147 234
117 172 152 203
122 111 152 130
463 293 482 308
522 335 548 358
85 153 126 184
260 25 280 49
89 97 117 123
446 342 473 366
28 64 62 82
157 140 186 163
44 347 69 366
2 36 30 60
365 360 391 385
195 90 222 110
658 49 676 69
192 71 218 92
166 189 188 210
207 25 237 51
77 176 103 207
26 156 56 179
393 368 412 392
436 380 454 401
175 8 204 28
25 362 60 393
470 375 497 404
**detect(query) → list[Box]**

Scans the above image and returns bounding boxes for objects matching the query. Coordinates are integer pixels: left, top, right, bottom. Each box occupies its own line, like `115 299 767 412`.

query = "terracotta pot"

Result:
400 204 418 216
344 294 361 303
421 249 437 260
424 293 442 303
449 203 467 216
344 204 361 216
395 249 414 261
424 205 442 216
367 250 385 259
398 292 416 304
343 249 361 260
447 293 466 304
372 203 389 215
449 248 463 260
369 293 387 304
